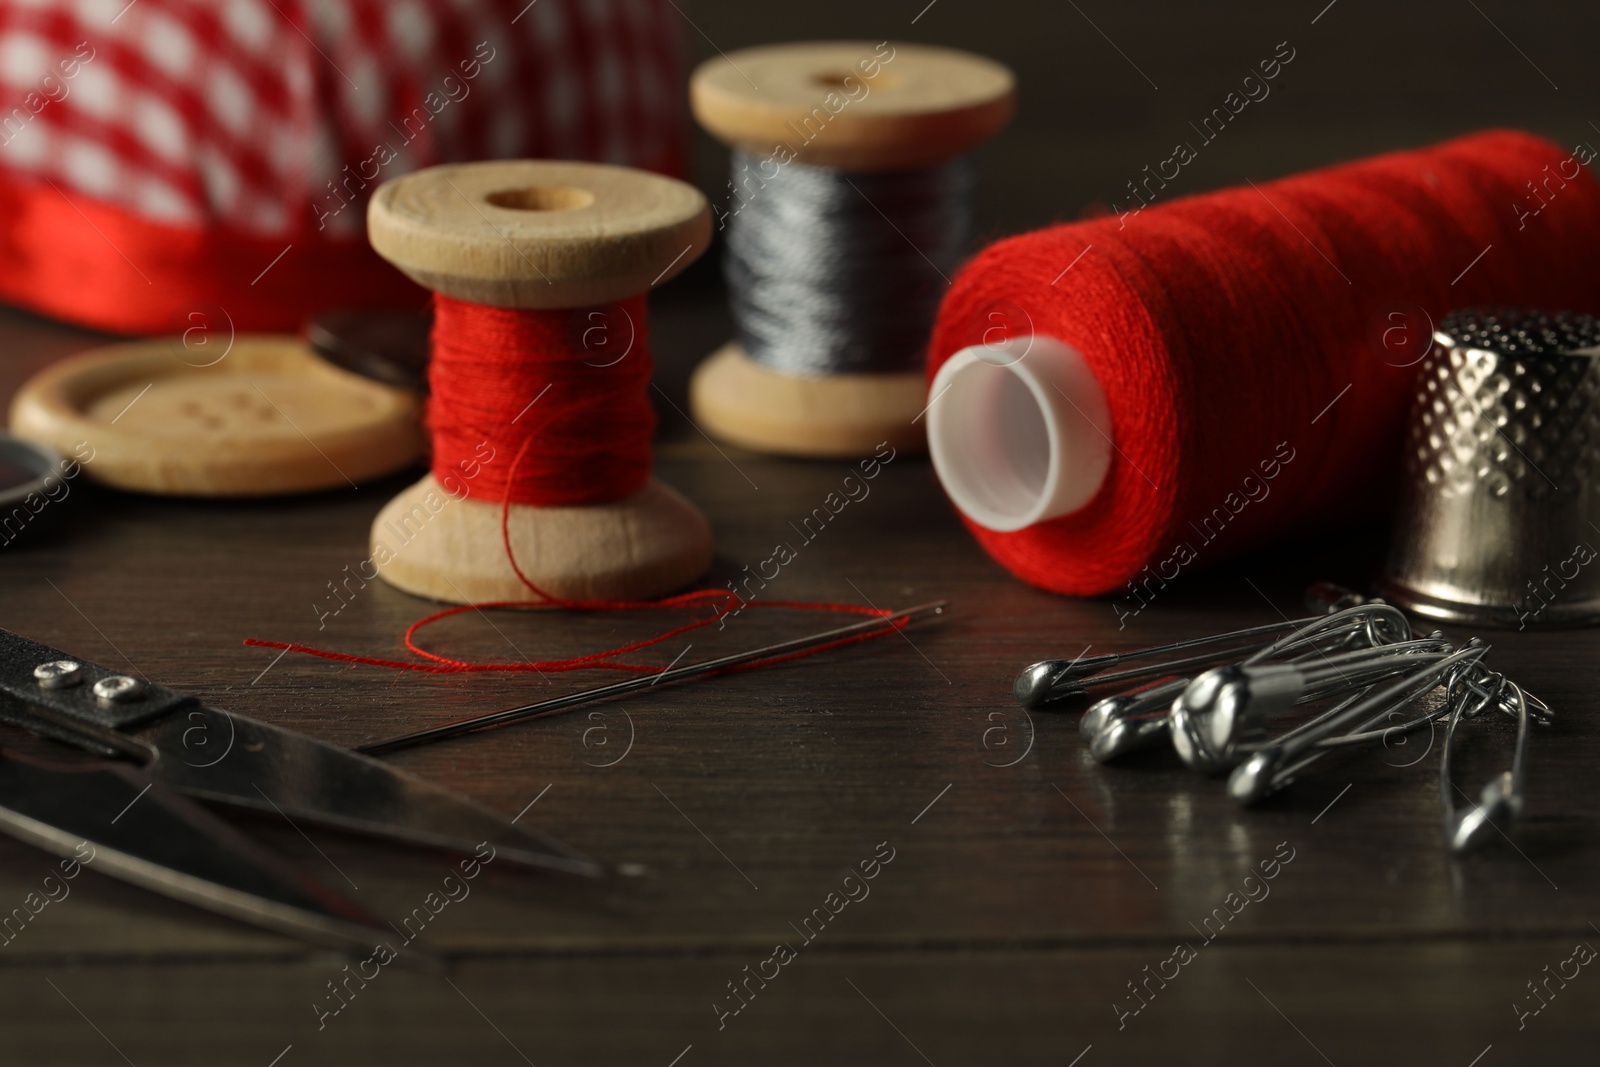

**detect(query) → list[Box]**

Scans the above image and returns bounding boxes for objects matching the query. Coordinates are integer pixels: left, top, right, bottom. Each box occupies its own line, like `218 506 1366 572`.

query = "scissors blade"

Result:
0 748 387 950
132 706 602 878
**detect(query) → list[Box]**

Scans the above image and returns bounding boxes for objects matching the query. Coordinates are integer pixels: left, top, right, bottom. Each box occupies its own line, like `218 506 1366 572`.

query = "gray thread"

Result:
725 150 974 376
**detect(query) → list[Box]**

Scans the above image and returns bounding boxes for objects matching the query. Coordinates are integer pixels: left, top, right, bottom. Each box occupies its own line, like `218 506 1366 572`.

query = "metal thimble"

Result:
1378 307 1600 628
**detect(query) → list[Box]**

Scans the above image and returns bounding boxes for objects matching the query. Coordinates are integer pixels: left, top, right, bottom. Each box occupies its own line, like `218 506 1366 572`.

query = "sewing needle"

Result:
358 601 948 755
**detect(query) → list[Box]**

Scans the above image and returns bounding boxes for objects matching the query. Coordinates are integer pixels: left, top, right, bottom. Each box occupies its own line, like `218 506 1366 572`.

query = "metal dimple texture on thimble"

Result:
1383 307 1600 627
1406 308 1600 500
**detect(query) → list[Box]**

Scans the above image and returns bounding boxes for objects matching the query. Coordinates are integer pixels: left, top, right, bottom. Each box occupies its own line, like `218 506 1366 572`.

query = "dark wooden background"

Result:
3 1 1599 1064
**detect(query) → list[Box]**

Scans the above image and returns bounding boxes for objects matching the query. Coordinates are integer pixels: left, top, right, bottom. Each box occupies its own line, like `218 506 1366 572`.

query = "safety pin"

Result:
1081 604 1415 763
1221 639 1550 854
1227 641 1490 805
1082 677 1190 761
1017 602 1409 710
1015 621 1304 710
1058 592 1547 852
1168 634 1451 772
1440 658 1545 852
1081 647 1383 762
1238 603 1411 666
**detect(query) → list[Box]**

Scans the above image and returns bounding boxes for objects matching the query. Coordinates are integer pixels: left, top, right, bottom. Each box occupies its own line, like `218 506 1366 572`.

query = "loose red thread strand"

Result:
248 295 901 676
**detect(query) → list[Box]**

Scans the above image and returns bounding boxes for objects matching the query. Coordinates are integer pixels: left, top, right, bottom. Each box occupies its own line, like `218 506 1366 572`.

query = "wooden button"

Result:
368 160 711 308
9 337 425 496
691 41 1015 171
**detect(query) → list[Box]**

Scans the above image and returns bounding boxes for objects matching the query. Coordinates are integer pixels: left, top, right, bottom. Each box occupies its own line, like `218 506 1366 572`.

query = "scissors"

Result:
0 602 947 946
0 628 601 950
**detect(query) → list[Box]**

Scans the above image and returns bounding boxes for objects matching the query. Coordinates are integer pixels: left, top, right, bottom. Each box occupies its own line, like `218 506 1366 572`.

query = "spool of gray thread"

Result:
723 149 975 377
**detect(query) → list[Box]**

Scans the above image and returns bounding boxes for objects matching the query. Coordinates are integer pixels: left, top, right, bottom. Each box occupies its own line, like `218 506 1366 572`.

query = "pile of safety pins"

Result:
1014 588 1547 852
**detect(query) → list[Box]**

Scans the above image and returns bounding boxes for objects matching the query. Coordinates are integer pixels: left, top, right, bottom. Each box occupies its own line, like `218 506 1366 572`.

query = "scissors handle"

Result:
0 629 188 758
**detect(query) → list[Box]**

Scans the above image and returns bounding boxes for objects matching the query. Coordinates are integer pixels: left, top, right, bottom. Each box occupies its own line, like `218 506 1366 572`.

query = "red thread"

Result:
250 289 900 677
430 294 656 506
927 130 1600 596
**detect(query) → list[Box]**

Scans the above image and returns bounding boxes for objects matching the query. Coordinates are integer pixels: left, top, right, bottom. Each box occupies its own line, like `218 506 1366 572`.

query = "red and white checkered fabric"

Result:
0 0 686 331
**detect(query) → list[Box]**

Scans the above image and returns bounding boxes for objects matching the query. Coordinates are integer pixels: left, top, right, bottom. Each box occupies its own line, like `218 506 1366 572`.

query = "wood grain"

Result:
689 342 929 458
370 473 713 602
691 41 1015 170
367 160 712 308
8 338 424 496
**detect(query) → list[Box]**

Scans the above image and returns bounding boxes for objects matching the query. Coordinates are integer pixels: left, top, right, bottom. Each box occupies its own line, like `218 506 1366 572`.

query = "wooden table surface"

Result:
3 2 1600 1064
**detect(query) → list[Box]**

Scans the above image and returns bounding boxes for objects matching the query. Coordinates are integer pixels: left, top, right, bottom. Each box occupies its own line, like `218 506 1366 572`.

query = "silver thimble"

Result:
1378 307 1600 628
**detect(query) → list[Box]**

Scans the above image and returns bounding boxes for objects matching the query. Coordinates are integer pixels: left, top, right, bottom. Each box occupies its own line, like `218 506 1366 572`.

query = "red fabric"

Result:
0 165 422 332
430 294 655 506
0 0 686 333
927 130 1600 596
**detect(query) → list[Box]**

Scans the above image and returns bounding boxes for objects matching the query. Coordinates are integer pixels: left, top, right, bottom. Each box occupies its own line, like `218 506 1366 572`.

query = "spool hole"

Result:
926 337 1113 533
932 357 1052 527
809 69 899 90
486 186 595 212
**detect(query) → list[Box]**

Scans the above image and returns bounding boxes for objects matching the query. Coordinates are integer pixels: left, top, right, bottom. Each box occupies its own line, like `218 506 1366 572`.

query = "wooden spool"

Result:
366 160 714 603
688 41 1015 458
